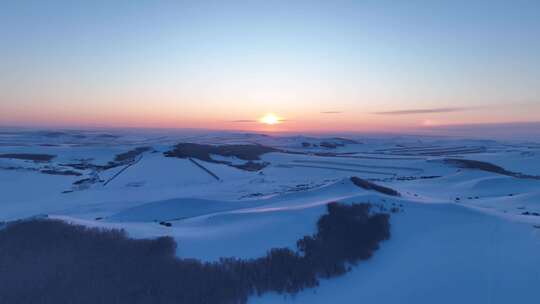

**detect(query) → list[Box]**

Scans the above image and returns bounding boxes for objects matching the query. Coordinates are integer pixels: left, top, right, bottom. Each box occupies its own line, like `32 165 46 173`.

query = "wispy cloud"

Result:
230 119 257 123
416 121 540 140
374 107 470 115
321 111 342 114
230 119 289 123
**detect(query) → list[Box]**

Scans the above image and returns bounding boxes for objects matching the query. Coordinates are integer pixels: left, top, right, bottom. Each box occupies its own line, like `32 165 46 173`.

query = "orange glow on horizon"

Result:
2 101 540 134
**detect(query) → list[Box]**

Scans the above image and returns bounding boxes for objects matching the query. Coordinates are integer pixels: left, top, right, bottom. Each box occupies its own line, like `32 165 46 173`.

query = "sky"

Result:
1 0 539 133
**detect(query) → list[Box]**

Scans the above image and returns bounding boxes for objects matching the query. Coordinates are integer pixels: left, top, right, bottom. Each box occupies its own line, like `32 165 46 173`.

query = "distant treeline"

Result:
113 147 152 163
443 158 540 180
0 202 390 304
164 143 275 171
0 153 56 162
350 176 401 196
62 146 151 172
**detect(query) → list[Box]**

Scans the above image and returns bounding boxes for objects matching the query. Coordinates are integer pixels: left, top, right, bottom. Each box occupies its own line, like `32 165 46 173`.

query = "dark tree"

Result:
0 202 390 304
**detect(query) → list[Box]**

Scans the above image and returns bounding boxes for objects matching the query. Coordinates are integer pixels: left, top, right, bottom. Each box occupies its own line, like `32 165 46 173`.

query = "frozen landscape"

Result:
3 0 539 302
1 127 540 303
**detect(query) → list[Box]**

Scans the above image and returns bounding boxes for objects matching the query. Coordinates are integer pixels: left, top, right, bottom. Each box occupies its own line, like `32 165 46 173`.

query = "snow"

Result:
253 201 540 304
108 198 254 222
464 151 540 176
2 128 540 303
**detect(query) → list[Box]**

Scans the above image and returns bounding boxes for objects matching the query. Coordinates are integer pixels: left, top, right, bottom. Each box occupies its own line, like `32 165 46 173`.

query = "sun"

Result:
259 113 281 125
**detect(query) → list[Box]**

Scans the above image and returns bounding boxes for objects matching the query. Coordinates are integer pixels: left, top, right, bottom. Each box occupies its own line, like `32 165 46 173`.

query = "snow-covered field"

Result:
1 128 540 303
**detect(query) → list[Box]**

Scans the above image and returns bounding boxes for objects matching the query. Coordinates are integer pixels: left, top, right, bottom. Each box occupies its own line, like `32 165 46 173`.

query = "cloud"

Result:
230 118 289 123
416 121 540 140
374 107 469 115
321 111 342 114
230 119 257 123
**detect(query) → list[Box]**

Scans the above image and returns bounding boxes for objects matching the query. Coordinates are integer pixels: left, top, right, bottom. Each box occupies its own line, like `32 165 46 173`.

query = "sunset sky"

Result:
1 0 539 133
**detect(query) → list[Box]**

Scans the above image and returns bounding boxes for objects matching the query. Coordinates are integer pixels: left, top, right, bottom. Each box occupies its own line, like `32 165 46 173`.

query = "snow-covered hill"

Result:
2 128 540 303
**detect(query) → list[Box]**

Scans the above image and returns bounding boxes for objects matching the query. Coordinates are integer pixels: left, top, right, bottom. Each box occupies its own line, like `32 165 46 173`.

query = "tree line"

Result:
0 202 390 304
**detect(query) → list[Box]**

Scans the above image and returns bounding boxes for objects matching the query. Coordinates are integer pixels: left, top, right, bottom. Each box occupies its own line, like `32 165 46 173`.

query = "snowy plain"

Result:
1 128 540 303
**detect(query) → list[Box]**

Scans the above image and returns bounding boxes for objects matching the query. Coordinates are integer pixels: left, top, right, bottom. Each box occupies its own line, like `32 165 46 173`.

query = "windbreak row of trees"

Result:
164 143 276 162
350 176 401 196
0 202 390 304
164 143 275 171
443 158 540 179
